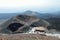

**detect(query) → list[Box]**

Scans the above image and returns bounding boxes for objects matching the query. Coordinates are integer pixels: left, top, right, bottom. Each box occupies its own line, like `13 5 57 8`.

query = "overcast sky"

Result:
0 0 60 13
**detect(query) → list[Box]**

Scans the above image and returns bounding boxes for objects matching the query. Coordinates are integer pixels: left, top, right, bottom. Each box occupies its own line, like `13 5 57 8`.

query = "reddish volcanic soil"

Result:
0 34 60 40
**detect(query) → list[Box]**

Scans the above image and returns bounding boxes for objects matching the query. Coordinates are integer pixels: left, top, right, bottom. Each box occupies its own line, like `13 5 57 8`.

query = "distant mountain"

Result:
0 10 60 20
0 13 19 19
22 10 53 19
22 10 60 19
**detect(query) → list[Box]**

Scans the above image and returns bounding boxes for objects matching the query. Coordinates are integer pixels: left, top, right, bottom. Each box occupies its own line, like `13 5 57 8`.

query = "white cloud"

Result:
0 0 60 13
0 0 60 8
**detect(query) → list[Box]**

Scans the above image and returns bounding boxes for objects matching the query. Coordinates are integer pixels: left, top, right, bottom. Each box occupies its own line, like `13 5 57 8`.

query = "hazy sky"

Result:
0 0 60 13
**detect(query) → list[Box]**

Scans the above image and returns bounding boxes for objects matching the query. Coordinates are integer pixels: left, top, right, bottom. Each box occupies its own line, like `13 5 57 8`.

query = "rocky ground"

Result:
0 34 60 40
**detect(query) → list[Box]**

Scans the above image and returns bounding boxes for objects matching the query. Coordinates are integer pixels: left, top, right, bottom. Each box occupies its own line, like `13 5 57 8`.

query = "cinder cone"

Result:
0 14 50 34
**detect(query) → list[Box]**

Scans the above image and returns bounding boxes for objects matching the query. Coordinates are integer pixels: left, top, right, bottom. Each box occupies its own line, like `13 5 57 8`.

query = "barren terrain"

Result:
0 34 60 40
